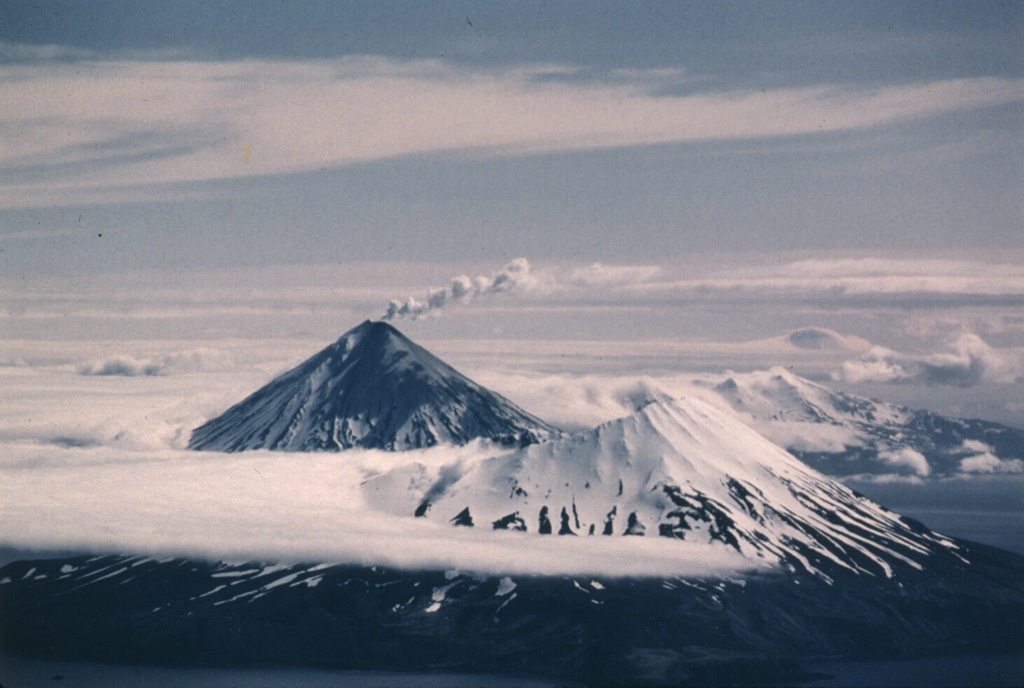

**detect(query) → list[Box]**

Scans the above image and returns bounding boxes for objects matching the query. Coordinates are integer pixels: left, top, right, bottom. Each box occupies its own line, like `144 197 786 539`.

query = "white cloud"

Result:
0 441 761 578
839 347 910 384
471 372 683 432
957 439 991 454
839 334 1024 387
956 440 1024 474
842 473 927 485
738 421 862 456
648 258 1024 304
565 263 663 288
878 448 931 477
77 349 232 377
2 53 1022 207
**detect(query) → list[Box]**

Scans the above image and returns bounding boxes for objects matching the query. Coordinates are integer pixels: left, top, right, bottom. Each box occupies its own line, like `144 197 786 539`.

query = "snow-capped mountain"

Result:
6 328 1024 686
699 367 1024 479
189 320 557 451
364 395 960 580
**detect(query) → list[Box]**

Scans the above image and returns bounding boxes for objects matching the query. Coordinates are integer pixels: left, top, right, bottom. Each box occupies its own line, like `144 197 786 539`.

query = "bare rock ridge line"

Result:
188 320 557 452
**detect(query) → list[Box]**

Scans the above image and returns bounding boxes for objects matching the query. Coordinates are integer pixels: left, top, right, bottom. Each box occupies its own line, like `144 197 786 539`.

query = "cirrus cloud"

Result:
2 53 1023 208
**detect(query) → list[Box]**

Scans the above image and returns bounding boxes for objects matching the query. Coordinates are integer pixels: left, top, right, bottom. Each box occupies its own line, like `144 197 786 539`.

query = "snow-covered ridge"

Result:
364 395 961 581
189 320 557 451
697 367 1024 478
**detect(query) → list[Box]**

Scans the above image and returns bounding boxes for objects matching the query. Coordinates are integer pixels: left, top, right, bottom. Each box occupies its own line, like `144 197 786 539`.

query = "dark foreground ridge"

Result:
2 543 1022 687
188 320 556 451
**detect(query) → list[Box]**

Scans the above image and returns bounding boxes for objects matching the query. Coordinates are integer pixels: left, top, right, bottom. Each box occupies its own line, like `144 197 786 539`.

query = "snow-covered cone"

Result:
368 395 964 580
188 320 556 451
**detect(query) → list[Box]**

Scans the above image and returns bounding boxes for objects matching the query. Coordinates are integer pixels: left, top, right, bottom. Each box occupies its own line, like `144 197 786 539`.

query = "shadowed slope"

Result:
189 320 556 451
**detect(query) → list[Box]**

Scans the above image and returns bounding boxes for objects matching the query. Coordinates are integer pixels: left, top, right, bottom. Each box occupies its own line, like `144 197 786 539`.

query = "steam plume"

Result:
382 258 535 321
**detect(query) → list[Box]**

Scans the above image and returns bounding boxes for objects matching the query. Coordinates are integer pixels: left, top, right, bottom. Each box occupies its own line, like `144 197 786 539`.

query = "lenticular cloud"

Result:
381 258 535 321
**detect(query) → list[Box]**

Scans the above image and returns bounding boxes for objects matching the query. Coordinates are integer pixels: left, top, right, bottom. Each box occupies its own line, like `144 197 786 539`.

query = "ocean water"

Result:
0 656 561 688
4 655 1023 688
799 656 1024 688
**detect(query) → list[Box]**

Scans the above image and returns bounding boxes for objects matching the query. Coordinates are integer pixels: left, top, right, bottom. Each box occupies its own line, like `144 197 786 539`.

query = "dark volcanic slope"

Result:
2 546 1022 687
188 320 556 451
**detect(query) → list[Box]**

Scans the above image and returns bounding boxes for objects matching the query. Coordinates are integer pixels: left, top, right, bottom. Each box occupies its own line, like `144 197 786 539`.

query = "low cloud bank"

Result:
839 334 1024 387
0 443 760 578
78 349 231 377
472 371 686 432
879 448 931 478
3 358 1021 565
955 440 1024 474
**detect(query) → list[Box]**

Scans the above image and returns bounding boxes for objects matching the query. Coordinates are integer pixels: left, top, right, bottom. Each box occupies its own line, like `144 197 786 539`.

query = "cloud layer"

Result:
380 256 1024 319
0 441 759 578
956 440 1024 474
839 334 1024 387
3 53 1023 207
78 349 231 377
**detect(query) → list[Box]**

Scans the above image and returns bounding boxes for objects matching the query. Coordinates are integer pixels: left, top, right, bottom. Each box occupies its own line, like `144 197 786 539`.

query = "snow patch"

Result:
496 577 516 596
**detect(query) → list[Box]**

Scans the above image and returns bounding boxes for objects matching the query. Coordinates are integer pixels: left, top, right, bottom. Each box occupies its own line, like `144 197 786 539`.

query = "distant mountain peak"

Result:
702 368 1024 479
785 327 855 351
188 320 557 452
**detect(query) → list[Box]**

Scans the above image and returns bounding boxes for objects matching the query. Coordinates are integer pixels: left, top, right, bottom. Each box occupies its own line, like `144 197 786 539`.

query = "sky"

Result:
0 2 1022 560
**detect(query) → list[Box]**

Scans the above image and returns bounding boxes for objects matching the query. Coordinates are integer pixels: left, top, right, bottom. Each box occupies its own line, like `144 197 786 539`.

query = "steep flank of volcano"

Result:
188 320 557 452
365 396 964 581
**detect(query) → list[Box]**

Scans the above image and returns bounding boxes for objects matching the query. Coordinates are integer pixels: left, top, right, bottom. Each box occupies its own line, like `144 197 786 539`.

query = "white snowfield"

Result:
698 366 909 444
694 366 1024 478
364 394 961 581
